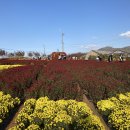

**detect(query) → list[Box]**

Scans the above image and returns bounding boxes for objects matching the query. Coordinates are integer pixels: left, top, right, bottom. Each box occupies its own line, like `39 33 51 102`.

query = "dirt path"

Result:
5 97 109 130
5 104 24 130
4 85 109 130
77 84 110 130
83 94 110 130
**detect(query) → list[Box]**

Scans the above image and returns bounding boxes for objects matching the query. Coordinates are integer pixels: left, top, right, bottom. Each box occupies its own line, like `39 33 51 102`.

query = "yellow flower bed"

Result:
10 97 105 130
97 92 130 129
0 65 23 71
0 91 20 125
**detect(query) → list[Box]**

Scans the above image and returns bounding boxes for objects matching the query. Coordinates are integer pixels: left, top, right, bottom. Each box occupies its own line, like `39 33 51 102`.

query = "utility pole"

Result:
62 33 64 52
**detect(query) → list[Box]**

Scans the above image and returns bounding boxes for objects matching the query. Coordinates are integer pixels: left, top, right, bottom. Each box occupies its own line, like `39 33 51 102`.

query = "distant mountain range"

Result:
98 46 130 53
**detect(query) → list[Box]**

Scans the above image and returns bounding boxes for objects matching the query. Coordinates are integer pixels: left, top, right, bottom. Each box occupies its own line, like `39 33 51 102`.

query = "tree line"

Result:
0 49 45 58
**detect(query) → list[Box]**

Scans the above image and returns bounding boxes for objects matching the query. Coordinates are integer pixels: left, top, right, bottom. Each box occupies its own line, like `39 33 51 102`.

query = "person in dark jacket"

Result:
108 54 113 62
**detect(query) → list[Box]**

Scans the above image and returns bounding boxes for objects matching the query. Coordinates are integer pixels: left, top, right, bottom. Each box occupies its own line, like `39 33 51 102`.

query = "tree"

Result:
0 49 6 56
8 52 15 58
33 52 40 58
28 52 33 58
88 55 97 60
15 51 25 57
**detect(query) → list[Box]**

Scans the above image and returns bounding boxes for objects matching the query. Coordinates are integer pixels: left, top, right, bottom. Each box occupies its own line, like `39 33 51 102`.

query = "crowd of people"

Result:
96 54 124 62
58 54 66 60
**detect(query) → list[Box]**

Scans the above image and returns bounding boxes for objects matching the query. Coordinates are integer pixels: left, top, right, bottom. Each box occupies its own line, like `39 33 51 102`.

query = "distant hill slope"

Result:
98 46 130 53
123 46 130 52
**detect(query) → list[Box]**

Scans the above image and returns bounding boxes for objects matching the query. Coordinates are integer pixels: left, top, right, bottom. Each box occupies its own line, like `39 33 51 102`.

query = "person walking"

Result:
58 54 61 60
96 56 102 61
108 54 113 62
119 54 123 62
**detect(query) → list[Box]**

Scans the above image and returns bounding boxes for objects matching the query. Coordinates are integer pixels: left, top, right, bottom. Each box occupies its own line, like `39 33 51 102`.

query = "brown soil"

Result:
4 85 110 130
77 84 110 130
83 94 110 130
5 104 24 130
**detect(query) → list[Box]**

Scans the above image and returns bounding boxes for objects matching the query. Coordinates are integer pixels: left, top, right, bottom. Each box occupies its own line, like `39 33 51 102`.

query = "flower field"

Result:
0 65 42 98
25 60 130 102
0 65 23 71
10 97 105 130
0 59 130 129
97 92 130 129
0 59 48 65
0 91 20 126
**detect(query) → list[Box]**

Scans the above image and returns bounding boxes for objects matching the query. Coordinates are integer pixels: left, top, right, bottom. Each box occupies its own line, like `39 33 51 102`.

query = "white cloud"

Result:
72 43 100 51
82 44 96 48
120 31 130 38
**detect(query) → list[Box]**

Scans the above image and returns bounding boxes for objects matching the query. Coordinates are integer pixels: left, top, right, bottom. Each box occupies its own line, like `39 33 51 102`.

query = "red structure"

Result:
51 52 67 60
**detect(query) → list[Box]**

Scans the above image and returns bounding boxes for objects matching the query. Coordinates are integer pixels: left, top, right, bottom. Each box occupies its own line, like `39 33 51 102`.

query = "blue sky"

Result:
0 0 130 54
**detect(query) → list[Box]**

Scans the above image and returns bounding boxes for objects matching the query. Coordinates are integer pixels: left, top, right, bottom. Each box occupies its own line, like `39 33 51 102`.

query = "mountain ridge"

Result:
98 46 130 53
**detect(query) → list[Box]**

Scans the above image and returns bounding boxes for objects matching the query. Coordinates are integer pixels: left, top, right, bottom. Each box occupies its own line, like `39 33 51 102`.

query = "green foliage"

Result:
88 55 97 60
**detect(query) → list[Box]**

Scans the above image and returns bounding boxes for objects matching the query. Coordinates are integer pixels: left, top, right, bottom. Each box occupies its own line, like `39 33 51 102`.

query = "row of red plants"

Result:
0 64 43 99
24 60 130 103
0 59 130 103
25 62 82 100
0 59 48 65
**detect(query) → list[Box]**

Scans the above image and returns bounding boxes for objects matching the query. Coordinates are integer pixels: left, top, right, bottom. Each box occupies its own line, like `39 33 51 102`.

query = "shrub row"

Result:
25 61 83 100
0 60 130 103
10 97 105 130
0 65 43 99
0 59 48 65
97 92 130 129
0 65 23 71
27 60 130 102
0 91 20 126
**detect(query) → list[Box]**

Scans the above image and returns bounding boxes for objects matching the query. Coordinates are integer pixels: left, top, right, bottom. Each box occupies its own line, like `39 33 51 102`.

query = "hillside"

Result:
98 46 130 53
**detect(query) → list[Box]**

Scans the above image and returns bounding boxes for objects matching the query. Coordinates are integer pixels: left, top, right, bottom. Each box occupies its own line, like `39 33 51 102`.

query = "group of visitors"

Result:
119 54 124 62
96 54 124 62
58 54 66 60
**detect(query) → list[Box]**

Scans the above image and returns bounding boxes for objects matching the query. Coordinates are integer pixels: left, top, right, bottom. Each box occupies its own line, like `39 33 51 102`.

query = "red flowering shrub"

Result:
0 60 130 102
0 65 42 99
0 59 48 65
